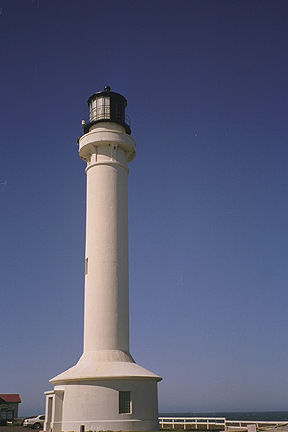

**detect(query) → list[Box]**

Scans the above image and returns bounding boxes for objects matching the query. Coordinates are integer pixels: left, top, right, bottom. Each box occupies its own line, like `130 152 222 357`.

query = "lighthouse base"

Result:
44 351 161 432
44 379 159 432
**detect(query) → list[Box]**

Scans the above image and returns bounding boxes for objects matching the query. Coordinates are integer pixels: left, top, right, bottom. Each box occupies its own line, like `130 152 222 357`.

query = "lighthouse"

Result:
43 87 161 432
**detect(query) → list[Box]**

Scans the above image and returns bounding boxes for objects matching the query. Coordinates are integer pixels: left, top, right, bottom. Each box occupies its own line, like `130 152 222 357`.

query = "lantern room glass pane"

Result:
90 96 110 122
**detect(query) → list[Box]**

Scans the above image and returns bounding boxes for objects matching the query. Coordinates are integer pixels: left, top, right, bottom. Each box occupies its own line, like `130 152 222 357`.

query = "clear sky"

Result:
0 0 287 418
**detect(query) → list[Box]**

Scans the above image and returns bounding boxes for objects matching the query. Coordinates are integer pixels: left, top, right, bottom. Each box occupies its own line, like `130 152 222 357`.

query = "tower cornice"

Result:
78 125 136 162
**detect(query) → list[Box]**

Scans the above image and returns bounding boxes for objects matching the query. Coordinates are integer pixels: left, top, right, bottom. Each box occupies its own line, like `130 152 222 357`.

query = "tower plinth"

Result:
44 87 161 432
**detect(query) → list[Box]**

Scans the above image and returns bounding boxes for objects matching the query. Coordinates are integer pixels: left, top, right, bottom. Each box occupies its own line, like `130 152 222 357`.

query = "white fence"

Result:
159 417 288 430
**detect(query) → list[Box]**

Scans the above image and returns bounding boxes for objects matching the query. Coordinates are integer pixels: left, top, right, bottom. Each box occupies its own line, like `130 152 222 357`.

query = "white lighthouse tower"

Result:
44 86 161 432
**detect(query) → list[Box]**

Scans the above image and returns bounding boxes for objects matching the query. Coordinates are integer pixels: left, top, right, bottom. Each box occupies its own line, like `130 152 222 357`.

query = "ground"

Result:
0 427 26 432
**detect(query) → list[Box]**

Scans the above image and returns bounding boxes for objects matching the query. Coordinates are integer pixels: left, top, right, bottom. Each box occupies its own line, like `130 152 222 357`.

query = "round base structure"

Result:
45 379 159 432
44 351 161 432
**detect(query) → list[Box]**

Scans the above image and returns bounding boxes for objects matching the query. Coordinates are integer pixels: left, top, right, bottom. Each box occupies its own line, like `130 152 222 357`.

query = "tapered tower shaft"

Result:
83 135 131 353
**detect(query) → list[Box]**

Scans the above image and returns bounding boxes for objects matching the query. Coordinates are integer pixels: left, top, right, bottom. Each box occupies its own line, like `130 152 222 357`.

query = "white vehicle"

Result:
23 415 45 429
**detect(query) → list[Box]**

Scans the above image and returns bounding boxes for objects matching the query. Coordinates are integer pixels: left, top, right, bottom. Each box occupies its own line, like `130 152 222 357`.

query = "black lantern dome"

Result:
82 86 131 135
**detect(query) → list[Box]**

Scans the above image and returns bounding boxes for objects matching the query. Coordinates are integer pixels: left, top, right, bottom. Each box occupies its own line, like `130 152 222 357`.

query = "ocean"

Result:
159 412 288 422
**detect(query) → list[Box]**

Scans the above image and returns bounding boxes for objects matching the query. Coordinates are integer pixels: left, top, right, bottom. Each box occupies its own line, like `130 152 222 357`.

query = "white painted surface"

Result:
50 350 160 382
79 123 136 355
48 380 159 432
84 152 129 352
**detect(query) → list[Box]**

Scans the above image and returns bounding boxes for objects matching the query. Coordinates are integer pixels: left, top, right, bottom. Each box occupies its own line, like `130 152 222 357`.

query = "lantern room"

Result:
82 86 131 135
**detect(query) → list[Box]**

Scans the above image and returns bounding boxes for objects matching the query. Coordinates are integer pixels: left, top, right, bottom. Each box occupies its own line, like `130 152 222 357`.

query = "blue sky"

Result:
0 0 287 417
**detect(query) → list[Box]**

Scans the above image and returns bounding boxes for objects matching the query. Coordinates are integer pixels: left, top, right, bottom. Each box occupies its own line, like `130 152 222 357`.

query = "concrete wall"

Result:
46 379 159 432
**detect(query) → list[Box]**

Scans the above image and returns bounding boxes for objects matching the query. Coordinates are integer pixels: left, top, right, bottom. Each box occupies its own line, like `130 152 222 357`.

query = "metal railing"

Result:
158 417 288 430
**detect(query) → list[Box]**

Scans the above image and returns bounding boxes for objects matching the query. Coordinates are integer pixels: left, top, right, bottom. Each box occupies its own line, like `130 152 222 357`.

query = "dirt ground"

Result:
0 427 33 432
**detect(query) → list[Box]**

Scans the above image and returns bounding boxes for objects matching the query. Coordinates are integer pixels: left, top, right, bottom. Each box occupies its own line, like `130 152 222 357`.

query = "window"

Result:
85 257 88 275
119 391 131 414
